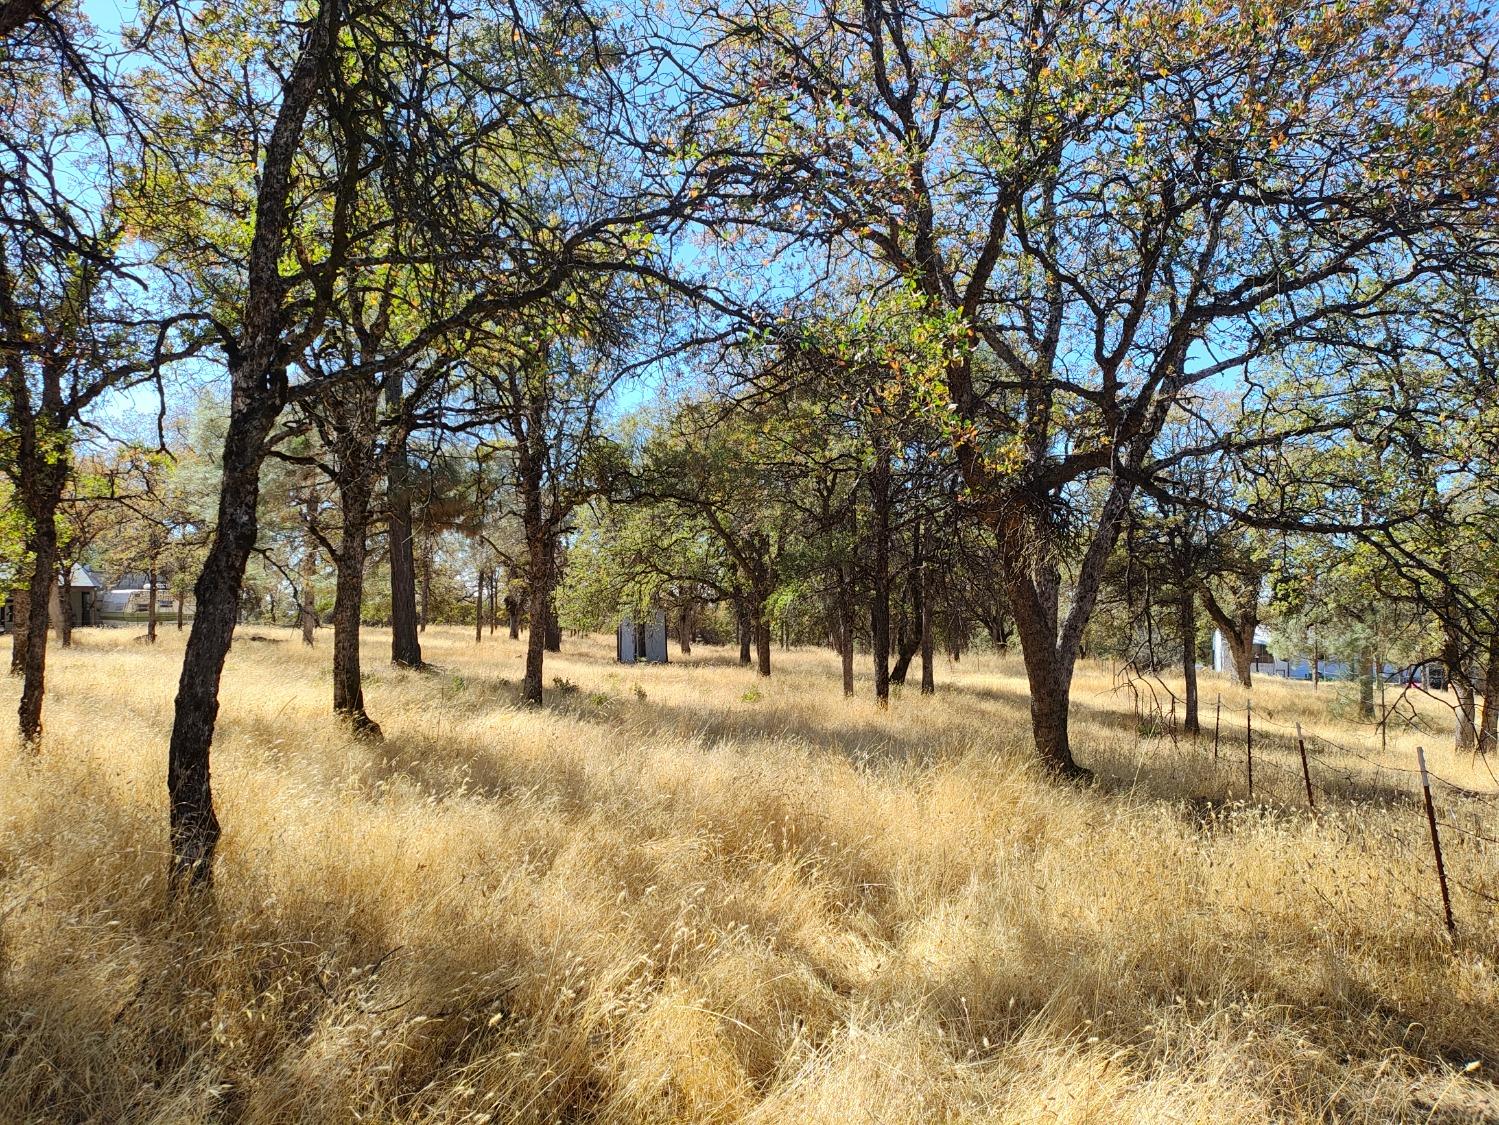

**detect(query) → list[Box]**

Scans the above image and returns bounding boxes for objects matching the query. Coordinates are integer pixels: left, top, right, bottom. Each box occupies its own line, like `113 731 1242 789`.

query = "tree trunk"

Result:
475 569 484 643
1478 631 1499 755
544 590 562 652
1005 567 1077 776
147 569 159 643
161 0 342 887
522 549 549 705
13 436 67 740
16 502 60 743
839 586 855 697
919 580 934 695
1006 470 1136 777
678 603 692 654
754 614 771 677
418 534 431 633
734 598 749 665
332 467 380 739
168 398 282 888
1358 648 1377 723
48 580 64 645
1200 583 1256 688
1180 588 1199 734
1440 623 1475 749
388 457 422 664
11 581 28 675
488 574 497 635
56 569 72 646
1455 678 1477 751
871 445 891 708
506 593 520 639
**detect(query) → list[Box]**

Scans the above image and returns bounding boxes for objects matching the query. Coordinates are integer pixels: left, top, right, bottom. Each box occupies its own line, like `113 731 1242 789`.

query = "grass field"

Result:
1 626 1496 1123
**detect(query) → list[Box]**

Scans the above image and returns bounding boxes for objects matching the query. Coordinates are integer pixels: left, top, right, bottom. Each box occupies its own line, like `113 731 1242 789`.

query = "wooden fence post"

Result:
1415 746 1456 937
1296 723 1315 812
1246 698 1254 801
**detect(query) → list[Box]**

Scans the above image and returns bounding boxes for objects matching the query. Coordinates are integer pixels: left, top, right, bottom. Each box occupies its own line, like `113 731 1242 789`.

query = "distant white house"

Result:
1210 627 1441 686
0 566 106 631
1211 626 1293 678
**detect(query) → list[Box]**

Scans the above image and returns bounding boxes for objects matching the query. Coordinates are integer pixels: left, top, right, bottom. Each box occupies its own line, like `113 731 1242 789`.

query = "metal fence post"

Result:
1296 722 1315 812
1416 746 1456 937
1246 698 1254 801
1213 694 1221 763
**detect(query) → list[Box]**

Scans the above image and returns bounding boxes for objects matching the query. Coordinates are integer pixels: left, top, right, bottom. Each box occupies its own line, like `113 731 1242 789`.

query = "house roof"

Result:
64 565 104 589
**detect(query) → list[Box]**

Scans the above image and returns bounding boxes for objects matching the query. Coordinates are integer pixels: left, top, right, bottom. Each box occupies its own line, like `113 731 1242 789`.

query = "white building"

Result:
1210 627 1438 685
0 566 106 631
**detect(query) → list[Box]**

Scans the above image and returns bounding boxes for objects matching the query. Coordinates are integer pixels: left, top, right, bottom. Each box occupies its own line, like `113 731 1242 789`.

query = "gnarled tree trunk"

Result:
17 489 61 744
166 0 338 889
1200 581 1257 688
331 444 381 739
169 398 282 887
387 376 422 668
1180 588 1199 734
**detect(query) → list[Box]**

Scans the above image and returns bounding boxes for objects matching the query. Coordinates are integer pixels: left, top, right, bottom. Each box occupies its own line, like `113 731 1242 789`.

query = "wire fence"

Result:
1110 670 1497 938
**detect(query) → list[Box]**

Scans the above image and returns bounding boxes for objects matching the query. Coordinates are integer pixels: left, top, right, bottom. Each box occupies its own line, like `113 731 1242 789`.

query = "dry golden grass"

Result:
1 625 1496 1123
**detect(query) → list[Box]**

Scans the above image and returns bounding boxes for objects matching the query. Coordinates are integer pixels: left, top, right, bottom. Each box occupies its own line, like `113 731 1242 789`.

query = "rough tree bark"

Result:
544 594 562 652
169 398 283 886
522 543 551 704
386 373 422 668
331 520 380 736
329 416 381 738
1200 581 1257 688
1358 648 1377 723
1 245 69 742
838 577 855 697
10 586 27 675
1478 632 1499 756
994 475 1136 779
919 570 934 695
166 0 338 889
16 492 61 743
871 445 891 708
736 595 751 665
1442 622 1477 751
299 499 318 646
1180 587 1199 734
891 518 923 686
